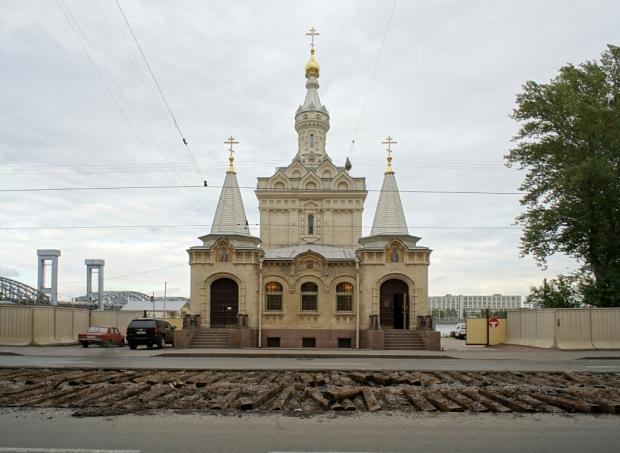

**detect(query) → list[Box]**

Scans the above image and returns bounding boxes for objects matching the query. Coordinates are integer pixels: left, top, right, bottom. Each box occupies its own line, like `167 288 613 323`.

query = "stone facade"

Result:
188 41 436 349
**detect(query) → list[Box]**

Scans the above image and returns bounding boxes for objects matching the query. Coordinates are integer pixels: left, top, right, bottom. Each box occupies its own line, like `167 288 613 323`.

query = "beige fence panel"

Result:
505 310 521 344
54 309 76 345
532 310 556 348
591 309 620 349
555 308 594 349
504 309 555 348
73 310 90 340
489 319 507 346
89 310 117 328
518 310 538 347
465 319 487 345
0 306 33 346
116 311 143 334
90 310 143 334
32 306 56 345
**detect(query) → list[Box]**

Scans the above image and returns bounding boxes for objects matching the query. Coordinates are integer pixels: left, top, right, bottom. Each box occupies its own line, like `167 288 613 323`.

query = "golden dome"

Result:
305 48 320 77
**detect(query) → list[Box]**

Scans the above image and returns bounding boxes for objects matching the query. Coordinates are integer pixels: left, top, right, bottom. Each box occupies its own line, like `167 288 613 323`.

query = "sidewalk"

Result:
1 338 619 362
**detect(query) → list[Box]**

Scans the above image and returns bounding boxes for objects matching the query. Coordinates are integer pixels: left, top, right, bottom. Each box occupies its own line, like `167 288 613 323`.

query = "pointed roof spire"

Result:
297 27 329 117
210 138 251 236
370 137 408 236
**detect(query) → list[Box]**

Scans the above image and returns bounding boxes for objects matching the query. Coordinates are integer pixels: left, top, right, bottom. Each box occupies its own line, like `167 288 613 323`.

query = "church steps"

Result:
189 329 231 348
383 330 426 350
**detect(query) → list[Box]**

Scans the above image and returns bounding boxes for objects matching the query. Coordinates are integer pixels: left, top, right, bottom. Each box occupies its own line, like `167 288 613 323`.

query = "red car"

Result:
78 326 125 348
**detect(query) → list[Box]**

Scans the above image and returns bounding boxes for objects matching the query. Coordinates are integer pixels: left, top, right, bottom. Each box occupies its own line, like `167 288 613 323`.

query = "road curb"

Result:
156 352 457 359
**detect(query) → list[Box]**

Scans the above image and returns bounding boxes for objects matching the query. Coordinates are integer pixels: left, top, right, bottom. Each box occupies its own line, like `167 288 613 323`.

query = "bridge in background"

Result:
0 276 49 304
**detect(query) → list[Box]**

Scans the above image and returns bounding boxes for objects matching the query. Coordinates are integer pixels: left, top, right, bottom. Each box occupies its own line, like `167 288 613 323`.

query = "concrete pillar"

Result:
85 259 105 310
37 249 61 305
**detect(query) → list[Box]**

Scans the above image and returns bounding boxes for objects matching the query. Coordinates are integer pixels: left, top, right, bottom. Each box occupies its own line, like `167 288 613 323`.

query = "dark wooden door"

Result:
210 278 238 328
380 279 408 329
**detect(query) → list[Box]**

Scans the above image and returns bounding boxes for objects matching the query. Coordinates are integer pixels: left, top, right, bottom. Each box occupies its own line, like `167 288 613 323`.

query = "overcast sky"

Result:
1 0 619 300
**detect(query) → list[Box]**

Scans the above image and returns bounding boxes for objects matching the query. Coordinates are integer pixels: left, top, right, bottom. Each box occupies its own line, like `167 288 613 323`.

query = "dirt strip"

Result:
0 368 618 417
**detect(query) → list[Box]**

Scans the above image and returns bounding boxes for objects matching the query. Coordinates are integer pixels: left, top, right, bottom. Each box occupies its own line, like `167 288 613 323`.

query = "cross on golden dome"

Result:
382 136 397 174
225 136 239 174
306 27 319 48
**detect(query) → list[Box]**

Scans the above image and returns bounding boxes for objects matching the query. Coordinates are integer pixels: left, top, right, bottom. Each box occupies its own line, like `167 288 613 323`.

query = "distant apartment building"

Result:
429 294 522 319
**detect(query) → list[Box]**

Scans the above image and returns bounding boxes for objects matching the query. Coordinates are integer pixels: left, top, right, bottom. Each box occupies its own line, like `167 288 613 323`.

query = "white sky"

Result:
1 0 619 300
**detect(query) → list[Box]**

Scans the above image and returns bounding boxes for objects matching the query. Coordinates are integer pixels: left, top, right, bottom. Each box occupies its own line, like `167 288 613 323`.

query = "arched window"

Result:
309 133 315 149
301 282 318 311
265 282 283 311
336 282 354 312
307 214 315 235
390 246 400 263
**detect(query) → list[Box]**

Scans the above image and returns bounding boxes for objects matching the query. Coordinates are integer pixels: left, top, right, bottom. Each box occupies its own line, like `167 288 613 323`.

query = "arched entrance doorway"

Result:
379 279 409 329
210 278 238 328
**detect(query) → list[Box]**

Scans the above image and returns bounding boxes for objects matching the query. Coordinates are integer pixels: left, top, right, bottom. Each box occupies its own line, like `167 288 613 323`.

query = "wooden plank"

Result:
479 389 534 412
424 391 464 412
209 388 242 410
403 389 436 412
271 385 295 411
305 388 330 408
440 389 488 412
531 392 601 413
461 389 511 413
238 384 281 410
323 386 361 401
361 388 381 412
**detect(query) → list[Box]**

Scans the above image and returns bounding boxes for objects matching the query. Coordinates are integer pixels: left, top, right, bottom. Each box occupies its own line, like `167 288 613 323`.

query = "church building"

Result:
187 33 437 350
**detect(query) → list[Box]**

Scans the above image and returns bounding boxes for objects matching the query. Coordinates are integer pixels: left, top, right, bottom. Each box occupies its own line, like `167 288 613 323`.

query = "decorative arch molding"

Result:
200 272 247 327
212 239 234 263
262 274 290 292
267 172 291 190
300 171 322 191
385 239 407 263
286 162 308 178
316 160 338 179
371 273 417 326
330 171 355 191
327 275 357 292
286 162 308 179
291 273 328 293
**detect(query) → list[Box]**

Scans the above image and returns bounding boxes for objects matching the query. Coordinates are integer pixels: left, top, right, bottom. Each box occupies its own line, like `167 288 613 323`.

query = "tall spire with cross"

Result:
210 137 251 236
295 27 330 161
370 137 408 236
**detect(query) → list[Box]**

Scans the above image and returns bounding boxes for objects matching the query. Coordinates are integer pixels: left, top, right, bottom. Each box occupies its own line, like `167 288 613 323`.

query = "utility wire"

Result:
114 0 205 182
56 0 211 215
0 224 521 231
0 184 522 195
349 0 398 158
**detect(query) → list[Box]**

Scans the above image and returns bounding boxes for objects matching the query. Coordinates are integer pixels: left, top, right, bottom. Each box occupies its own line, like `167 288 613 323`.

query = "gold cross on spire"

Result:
225 136 239 174
306 27 319 48
382 136 397 174
382 136 397 151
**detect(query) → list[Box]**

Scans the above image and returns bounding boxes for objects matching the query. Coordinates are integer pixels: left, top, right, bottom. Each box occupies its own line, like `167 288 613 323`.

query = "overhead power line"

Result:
114 0 205 182
0 184 522 195
0 223 521 231
350 0 398 157
55 0 211 215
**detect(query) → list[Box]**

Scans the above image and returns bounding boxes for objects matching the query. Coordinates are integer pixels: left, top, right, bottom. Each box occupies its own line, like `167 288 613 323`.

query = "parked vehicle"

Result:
451 322 467 340
78 326 125 348
126 318 175 350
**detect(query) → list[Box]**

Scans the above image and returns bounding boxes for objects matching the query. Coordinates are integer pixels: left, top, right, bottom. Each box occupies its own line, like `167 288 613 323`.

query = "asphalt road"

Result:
1 351 620 372
0 409 618 453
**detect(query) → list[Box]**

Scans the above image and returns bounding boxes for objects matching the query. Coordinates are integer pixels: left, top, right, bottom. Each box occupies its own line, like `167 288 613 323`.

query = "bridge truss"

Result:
0 276 50 304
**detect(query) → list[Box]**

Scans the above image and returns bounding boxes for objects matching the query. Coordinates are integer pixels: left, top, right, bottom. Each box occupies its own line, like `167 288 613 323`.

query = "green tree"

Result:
506 45 620 307
526 277 581 308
